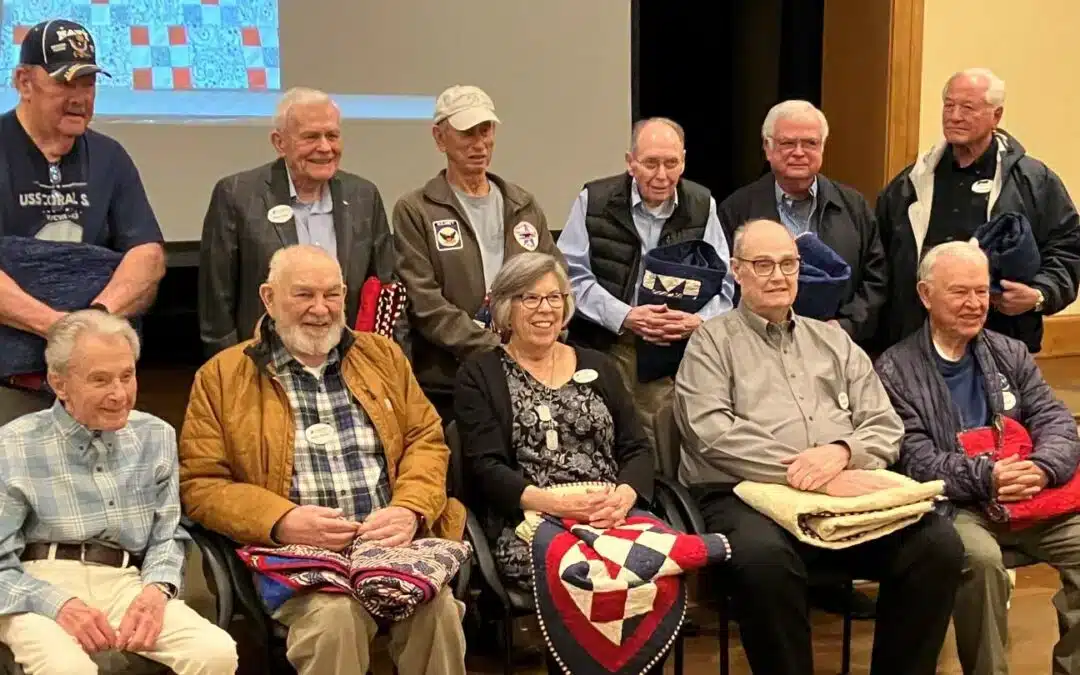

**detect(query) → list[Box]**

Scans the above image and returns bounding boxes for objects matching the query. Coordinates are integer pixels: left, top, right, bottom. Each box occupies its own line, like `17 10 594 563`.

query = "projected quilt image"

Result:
0 0 281 91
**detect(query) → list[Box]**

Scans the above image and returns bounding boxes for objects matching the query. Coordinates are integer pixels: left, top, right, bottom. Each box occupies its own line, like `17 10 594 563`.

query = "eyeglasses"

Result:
772 137 822 153
517 292 568 309
734 257 801 277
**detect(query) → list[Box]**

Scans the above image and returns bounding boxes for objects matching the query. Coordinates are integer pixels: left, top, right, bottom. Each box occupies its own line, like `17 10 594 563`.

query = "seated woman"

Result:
455 252 664 673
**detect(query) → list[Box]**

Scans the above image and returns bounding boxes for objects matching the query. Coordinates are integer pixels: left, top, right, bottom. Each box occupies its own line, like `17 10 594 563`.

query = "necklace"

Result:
509 344 560 451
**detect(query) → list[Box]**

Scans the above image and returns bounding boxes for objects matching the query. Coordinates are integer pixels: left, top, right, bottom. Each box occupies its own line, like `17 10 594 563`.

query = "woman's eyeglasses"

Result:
517 292 568 309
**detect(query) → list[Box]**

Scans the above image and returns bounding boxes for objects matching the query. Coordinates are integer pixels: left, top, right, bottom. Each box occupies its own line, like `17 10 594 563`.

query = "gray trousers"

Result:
953 508 1080 675
0 385 52 427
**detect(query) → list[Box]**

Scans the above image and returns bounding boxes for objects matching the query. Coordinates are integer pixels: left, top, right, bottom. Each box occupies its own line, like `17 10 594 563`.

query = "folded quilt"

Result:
733 472 945 549
793 232 852 320
237 536 471 621
0 237 123 377
531 510 730 674
972 211 1040 293
353 276 408 338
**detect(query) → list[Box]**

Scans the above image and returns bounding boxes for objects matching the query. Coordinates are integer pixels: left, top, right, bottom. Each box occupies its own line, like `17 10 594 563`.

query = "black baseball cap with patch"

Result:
19 19 111 82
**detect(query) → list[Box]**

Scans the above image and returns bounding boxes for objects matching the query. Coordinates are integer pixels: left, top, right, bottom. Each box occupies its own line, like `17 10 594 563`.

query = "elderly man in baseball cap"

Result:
391 85 564 421
0 18 165 425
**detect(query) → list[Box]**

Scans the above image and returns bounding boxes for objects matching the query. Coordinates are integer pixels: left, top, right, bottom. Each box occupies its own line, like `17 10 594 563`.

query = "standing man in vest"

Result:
718 100 887 349
558 117 734 447
393 85 562 421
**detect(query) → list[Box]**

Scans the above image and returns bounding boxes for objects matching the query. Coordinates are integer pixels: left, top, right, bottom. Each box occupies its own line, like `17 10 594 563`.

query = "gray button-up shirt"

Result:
674 303 902 486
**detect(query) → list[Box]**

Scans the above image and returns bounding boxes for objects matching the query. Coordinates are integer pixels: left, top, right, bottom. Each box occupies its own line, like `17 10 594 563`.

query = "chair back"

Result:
653 401 682 480
444 420 466 502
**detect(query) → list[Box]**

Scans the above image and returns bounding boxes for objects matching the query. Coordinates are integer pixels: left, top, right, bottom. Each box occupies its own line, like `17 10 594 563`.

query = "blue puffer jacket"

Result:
875 322 1080 512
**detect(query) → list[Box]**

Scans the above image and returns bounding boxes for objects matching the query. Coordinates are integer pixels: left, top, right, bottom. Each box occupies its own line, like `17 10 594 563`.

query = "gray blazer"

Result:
198 158 401 357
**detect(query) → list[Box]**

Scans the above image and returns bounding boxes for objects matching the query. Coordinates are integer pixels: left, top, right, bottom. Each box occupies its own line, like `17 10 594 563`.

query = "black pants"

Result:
697 490 964 675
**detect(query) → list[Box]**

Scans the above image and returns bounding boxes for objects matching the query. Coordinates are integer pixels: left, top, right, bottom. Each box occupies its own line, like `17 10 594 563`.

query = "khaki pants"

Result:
0 560 237 675
272 586 466 675
952 509 1080 675
609 332 674 465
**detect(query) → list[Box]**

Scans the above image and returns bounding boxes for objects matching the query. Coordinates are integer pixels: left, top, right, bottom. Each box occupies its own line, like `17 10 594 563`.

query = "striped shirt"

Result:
0 402 188 618
269 331 391 521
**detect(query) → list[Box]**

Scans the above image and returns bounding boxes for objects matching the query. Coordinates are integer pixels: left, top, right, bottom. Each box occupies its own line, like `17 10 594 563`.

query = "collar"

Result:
630 178 678 217
944 136 998 173
285 164 332 213
774 176 818 204
50 399 120 449
736 302 796 341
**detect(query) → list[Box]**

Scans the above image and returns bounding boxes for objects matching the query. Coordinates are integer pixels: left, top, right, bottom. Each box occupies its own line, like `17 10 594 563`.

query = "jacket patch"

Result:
433 219 463 251
513 221 539 251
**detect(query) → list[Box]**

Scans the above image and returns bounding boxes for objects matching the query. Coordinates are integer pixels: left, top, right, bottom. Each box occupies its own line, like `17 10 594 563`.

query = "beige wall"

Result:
919 0 1080 312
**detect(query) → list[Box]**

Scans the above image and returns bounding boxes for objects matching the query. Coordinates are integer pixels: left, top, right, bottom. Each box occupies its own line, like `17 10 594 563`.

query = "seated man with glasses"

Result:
673 218 964 675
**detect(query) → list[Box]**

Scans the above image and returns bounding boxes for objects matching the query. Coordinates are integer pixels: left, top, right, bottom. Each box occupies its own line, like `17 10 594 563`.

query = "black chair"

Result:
0 532 235 675
444 420 689 675
650 401 857 675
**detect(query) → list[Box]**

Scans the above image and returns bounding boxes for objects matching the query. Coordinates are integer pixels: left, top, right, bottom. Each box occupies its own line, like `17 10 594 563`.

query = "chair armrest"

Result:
464 509 512 611
654 476 707 535
187 524 234 630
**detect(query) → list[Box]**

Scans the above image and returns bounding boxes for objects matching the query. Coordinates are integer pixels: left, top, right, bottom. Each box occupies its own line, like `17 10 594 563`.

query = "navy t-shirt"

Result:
933 344 990 430
0 109 163 251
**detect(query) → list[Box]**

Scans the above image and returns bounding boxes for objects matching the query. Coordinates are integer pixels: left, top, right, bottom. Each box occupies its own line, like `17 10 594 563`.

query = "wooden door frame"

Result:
884 0 926 178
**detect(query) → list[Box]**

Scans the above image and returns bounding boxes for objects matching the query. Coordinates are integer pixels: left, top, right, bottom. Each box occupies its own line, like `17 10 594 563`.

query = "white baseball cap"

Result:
433 85 500 131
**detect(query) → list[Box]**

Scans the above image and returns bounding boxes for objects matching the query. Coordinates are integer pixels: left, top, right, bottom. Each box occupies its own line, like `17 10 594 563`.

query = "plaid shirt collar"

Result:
50 399 119 456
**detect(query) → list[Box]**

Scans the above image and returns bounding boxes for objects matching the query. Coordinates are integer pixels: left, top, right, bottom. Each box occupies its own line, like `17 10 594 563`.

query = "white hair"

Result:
45 310 141 375
944 68 1006 108
761 100 829 148
273 87 337 131
918 241 989 283
266 244 343 287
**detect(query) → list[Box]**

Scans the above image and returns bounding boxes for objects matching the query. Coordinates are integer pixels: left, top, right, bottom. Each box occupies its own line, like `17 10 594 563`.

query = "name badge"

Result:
838 392 849 411
267 204 294 224
1002 392 1017 411
971 179 993 195
572 369 598 384
305 423 337 445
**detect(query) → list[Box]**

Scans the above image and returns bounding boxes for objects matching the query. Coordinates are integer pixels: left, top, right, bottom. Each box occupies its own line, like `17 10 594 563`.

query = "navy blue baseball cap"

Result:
19 19 110 81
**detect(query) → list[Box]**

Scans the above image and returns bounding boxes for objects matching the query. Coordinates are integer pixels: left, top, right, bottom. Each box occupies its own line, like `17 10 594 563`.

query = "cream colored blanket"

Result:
733 472 945 549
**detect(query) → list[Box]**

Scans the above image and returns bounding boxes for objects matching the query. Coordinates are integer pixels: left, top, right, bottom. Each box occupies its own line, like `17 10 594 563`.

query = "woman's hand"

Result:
587 484 637 529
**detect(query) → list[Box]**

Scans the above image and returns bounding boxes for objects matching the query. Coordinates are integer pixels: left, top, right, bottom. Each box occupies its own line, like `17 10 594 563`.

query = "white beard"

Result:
277 317 344 359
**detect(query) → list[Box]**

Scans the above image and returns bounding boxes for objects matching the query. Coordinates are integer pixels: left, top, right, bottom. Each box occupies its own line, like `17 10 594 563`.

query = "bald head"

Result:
259 245 346 362
731 219 800 322
627 117 686 207
733 219 795 258
266 245 343 289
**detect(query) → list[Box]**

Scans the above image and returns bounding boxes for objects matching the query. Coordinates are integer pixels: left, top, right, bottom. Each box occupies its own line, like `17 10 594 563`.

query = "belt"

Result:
21 542 142 570
3 374 47 392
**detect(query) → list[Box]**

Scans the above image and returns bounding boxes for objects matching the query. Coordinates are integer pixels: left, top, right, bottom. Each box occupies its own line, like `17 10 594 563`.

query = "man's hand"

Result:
55 598 117 654
991 280 1041 316
272 505 359 551
623 305 672 344
656 310 703 342
993 455 1048 502
356 506 419 547
821 470 906 498
116 585 167 653
588 484 638 529
782 444 851 492
826 319 841 329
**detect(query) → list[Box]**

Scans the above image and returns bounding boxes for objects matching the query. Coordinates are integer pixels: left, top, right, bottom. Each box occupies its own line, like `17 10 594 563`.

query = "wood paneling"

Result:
1037 314 1080 359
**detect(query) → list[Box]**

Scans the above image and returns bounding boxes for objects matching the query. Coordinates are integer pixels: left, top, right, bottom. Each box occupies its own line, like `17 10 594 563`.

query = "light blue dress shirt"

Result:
774 176 819 236
287 167 337 262
0 402 187 618
557 179 734 334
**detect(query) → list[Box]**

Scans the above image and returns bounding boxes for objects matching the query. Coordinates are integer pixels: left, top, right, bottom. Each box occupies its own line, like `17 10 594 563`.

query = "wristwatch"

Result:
151 582 178 600
1034 289 1046 313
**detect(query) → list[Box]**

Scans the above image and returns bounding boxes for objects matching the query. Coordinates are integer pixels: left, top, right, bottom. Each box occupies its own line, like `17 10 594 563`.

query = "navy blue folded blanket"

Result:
972 211 1040 294
636 240 728 383
0 237 122 378
793 232 851 320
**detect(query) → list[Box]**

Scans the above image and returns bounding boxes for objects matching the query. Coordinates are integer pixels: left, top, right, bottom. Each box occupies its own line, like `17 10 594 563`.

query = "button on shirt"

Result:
287 168 337 262
926 138 998 248
675 304 903 486
558 179 734 333
0 402 187 618
269 330 391 521
775 177 819 235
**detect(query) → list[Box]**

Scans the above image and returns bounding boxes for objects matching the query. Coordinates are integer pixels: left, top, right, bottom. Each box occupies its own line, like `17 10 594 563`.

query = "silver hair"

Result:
266 244 343 287
761 100 830 148
944 68 1006 108
489 253 575 333
273 87 338 131
731 218 793 258
630 117 686 155
45 310 141 375
918 241 989 283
